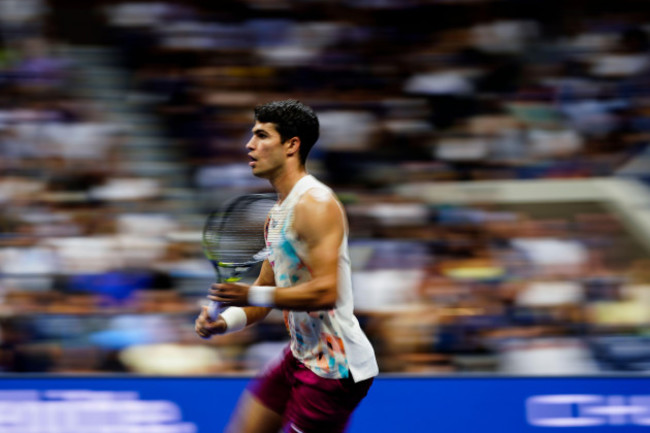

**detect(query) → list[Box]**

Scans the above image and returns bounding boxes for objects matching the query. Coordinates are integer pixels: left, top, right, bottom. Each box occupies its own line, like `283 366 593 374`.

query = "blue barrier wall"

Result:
0 375 648 432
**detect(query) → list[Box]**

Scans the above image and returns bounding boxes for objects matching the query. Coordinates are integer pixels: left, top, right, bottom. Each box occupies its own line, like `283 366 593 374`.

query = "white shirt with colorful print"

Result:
265 175 379 382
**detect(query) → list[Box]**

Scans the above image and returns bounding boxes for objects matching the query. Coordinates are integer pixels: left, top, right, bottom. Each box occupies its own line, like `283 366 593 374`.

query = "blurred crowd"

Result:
1 0 650 375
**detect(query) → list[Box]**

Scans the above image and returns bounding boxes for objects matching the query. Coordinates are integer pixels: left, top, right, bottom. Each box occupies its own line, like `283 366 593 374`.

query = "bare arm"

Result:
210 189 344 311
195 259 274 338
273 190 342 310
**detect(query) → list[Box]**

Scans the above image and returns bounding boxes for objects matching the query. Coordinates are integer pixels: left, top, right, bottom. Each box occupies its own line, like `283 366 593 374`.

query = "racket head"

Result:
202 193 276 321
202 192 277 272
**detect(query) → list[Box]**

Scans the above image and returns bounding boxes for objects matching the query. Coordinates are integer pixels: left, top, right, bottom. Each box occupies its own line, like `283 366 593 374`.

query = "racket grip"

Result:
207 301 224 321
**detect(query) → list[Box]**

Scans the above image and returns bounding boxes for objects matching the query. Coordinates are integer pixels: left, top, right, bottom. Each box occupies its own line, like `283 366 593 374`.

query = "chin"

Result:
251 168 270 179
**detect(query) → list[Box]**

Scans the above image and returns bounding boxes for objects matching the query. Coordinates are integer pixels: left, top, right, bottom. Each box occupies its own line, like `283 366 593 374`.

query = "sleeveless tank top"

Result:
265 175 378 382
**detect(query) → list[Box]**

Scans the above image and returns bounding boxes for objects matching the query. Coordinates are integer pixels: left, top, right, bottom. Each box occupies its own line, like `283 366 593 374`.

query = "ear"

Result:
285 137 301 158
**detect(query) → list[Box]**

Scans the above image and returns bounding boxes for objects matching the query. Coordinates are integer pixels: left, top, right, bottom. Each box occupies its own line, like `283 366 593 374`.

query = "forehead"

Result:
252 121 279 135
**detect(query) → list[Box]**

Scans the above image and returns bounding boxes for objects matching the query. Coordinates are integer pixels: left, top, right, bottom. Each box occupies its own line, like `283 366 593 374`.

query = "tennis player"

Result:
195 99 378 433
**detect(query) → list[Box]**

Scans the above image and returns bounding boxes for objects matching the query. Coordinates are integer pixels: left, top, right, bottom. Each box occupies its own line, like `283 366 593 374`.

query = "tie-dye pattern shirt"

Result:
265 175 378 382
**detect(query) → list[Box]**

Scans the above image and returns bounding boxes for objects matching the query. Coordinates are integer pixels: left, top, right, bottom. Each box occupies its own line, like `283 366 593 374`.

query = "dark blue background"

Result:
0 376 648 432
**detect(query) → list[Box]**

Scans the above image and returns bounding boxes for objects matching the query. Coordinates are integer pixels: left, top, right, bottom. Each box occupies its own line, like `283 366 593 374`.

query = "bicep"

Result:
304 223 342 280
272 193 344 310
294 195 345 279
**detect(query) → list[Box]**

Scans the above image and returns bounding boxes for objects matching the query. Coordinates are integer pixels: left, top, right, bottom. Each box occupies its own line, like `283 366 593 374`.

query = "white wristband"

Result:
248 286 275 307
220 307 247 334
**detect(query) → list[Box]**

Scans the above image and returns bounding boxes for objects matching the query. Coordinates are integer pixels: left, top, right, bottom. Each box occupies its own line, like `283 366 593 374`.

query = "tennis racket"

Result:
202 193 277 320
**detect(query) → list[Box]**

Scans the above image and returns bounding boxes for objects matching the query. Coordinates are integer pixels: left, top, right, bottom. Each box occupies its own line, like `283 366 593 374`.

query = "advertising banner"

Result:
1 376 648 432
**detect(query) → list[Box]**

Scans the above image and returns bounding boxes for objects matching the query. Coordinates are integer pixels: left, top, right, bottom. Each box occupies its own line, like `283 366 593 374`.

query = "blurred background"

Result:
1 0 650 377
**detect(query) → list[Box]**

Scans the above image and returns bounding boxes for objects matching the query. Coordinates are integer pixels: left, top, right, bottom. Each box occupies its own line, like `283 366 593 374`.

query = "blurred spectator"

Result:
1 0 650 376
10 37 71 89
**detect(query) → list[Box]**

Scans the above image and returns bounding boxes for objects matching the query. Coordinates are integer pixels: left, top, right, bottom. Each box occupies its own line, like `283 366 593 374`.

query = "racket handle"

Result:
208 301 224 321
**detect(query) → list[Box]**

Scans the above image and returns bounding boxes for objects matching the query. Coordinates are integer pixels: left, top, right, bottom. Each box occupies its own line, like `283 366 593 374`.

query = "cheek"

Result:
261 146 281 161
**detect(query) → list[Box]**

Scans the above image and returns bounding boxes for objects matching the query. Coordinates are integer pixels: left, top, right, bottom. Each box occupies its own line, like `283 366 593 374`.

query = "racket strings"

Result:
203 195 277 264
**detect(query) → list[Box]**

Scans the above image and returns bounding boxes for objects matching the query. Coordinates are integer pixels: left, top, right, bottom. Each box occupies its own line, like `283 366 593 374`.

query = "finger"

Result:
209 291 238 301
195 323 210 338
197 307 213 325
203 305 216 319
196 319 219 337
208 286 226 296
208 294 223 302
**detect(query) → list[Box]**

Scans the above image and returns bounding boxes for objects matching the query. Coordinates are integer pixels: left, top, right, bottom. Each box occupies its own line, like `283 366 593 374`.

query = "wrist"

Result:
220 307 247 333
248 285 275 307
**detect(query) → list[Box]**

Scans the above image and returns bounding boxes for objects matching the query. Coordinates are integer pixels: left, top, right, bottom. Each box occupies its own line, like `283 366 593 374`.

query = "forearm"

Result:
257 276 338 311
216 305 270 335
235 265 274 326
211 268 338 311
242 306 272 325
218 260 273 331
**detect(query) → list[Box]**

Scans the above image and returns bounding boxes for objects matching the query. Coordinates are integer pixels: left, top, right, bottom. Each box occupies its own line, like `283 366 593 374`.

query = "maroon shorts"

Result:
248 347 374 433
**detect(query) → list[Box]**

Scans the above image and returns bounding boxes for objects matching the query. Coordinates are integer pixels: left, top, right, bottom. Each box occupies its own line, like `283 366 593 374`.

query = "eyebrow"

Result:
252 126 273 135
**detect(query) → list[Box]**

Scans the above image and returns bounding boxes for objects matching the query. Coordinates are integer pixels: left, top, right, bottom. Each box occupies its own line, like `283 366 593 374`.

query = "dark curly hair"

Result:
254 100 319 165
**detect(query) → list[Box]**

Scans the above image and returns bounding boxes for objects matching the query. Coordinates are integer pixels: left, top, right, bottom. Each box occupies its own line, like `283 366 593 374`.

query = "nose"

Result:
245 137 255 151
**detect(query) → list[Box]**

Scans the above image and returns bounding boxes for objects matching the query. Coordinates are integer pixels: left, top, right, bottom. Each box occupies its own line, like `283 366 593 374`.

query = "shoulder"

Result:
296 185 339 215
296 182 340 210
293 186 345 237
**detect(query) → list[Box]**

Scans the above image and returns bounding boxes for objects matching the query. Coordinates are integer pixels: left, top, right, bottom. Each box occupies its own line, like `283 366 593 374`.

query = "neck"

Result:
270 167 308 202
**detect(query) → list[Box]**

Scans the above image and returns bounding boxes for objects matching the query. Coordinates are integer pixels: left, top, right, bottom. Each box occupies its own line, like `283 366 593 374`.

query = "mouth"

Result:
248 155 257 167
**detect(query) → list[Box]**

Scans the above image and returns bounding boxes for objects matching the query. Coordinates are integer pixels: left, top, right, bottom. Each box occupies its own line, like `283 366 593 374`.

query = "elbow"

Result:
318 292 337 310
310 283 338 310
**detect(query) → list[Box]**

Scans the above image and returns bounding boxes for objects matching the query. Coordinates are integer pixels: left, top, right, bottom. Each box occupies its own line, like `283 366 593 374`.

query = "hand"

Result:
208 282 250 307
194 305 227 339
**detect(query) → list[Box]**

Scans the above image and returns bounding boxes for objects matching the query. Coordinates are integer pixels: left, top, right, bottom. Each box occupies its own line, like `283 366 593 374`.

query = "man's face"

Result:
245 121 288 178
